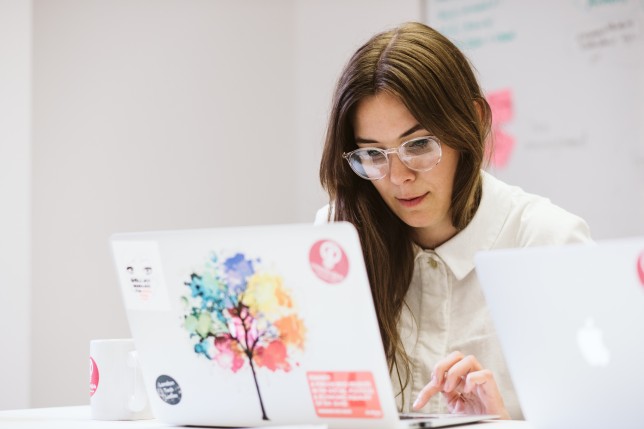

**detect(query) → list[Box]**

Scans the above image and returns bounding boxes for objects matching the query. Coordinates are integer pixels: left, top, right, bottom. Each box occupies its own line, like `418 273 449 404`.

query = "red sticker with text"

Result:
637 251 644 286
307 371 382 419
89 357 99 397
309 240 349 284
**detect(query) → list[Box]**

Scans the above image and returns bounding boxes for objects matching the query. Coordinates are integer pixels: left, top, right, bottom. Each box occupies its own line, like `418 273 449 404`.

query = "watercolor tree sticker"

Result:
181 252 306 421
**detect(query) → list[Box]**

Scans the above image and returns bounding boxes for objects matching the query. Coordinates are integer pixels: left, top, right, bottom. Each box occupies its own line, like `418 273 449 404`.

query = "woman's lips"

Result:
396 193 428 208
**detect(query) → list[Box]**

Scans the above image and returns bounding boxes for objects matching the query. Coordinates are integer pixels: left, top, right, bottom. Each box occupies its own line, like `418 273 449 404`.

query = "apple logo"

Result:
577 318 611 367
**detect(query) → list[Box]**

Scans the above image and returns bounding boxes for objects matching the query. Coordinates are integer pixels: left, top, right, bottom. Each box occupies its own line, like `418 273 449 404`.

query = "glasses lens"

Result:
347 149 388 180
400 137 441 171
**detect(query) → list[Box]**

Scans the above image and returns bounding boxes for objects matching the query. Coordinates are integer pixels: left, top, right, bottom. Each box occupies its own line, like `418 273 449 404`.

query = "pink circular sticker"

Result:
637 251 644 287
309 239 349 284
89 357 99 397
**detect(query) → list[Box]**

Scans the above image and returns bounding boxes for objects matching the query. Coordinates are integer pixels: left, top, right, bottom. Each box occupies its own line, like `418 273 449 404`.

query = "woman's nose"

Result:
387 154 414 185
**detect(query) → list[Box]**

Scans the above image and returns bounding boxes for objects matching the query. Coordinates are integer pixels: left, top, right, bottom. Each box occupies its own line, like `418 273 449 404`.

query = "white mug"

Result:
89 338 153 420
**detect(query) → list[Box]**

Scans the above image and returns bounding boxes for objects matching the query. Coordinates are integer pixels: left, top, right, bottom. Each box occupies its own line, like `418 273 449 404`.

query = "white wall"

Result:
0 0 31 411
31 0 297 407
29 0 423 408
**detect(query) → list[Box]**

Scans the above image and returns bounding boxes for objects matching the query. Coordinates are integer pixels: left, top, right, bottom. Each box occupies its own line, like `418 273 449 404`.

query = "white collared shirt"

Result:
315 171 592 419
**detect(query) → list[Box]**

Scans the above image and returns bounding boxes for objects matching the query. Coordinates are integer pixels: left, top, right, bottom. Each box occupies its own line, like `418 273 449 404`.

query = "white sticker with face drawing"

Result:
112 240 170 311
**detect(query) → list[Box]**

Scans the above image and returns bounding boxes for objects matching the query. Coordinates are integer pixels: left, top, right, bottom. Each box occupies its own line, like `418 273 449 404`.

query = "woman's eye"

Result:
409 139 429 149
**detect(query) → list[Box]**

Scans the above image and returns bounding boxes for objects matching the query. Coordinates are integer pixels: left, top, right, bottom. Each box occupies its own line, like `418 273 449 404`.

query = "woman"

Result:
317 22 591 420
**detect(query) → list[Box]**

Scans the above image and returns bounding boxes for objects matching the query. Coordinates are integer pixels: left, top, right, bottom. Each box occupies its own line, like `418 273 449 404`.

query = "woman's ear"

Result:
472 97 493 133
473 98 484 124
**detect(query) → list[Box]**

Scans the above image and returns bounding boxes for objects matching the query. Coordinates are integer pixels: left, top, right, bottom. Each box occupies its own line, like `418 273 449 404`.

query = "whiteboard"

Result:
426 0 644 239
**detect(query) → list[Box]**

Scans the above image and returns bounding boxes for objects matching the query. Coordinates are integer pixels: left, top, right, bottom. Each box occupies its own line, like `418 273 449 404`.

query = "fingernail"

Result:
412 398 420 409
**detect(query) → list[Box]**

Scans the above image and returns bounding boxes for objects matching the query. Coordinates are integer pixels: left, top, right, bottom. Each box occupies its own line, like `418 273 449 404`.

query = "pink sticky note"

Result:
488 88 513 125
489 127 515 168
486 89 515 168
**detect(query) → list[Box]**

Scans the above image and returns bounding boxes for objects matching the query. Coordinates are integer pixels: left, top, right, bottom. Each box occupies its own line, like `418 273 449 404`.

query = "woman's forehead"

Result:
352 93 421 138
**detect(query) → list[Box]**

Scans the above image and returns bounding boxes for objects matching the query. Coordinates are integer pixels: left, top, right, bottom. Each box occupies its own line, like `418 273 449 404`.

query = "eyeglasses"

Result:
342 136 442 180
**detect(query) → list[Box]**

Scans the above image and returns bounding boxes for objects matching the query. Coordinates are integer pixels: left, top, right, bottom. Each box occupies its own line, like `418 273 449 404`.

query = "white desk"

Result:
0 406 532 429
0 407 169 429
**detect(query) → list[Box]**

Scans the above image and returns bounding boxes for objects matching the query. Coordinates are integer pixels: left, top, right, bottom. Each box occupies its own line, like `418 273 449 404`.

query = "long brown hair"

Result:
319 22 492 405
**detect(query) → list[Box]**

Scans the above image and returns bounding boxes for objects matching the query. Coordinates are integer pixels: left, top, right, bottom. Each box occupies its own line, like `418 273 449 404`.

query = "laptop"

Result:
475 237 644 429
110 222 497 428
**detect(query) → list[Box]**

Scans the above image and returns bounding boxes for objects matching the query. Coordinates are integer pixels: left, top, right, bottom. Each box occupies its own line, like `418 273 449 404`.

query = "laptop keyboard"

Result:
399 413 439 419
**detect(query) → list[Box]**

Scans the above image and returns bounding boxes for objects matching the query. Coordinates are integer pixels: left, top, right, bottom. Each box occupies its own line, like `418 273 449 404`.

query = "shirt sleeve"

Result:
314 204 331 225
515 198 593 246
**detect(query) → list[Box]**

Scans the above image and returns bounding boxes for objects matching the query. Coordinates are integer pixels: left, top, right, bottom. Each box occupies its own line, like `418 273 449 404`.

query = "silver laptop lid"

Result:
475 237 644 429
111 222 402 428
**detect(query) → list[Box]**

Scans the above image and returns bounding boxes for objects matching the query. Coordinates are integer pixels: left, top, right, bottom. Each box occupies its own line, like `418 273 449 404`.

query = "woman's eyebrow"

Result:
355 124 425 144
399 124 424 138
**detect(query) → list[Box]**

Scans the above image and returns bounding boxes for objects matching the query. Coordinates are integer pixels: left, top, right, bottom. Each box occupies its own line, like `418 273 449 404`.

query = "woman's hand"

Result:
412 351 511 419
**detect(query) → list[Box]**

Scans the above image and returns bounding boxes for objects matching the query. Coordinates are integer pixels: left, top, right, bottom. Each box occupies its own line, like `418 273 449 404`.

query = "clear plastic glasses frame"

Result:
342 136 442 180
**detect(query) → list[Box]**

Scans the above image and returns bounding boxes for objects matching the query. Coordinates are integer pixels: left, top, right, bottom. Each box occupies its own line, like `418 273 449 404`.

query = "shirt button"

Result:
428 259 438 269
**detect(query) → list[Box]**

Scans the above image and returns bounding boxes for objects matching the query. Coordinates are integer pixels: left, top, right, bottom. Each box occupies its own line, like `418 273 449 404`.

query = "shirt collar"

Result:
428 171 512 280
